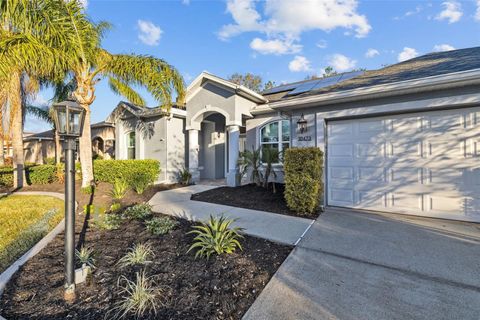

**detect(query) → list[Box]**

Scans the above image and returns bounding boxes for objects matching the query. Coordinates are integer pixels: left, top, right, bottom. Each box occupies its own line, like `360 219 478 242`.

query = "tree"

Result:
1 0 185 188
0 0 70 187
323 66 338 78
260 146 280 193
238 146 262 186
228 73 276 93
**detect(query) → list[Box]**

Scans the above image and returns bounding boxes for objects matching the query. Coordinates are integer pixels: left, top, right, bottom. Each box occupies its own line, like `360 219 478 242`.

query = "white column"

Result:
226 125 240 187
188 129 200 183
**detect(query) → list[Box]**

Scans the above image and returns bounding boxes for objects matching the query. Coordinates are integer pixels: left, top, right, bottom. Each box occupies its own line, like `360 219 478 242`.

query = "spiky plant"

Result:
238 146 262 186
110 179 129 201
187 215 244 259
75 245 96 269
117 243 154 268
112 271 160 319
260 146 281 193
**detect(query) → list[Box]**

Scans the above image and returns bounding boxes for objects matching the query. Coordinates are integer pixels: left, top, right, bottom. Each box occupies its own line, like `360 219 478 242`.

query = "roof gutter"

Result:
252 68 480 115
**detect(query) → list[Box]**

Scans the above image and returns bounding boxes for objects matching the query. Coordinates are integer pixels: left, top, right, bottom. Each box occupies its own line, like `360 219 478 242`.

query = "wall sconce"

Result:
297 113 308 134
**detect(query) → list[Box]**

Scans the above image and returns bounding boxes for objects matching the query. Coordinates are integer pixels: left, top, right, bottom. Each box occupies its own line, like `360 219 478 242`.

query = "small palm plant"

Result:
261 146 281 193
178 167 192 185
117 243 154 268
113 271 160 319
75 245 96 269
110 179 129 201
188 215 244 259
238 146 262 186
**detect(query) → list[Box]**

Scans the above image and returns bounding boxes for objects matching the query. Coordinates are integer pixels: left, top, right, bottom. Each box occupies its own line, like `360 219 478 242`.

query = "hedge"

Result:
284 147 323 215
93 159 160 185
0 159 161 188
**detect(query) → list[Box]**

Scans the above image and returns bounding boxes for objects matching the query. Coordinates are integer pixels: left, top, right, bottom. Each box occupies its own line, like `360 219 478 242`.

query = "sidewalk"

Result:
148 185 314 245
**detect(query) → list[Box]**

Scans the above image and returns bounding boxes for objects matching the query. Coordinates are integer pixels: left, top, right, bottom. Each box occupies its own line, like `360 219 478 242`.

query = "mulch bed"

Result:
0 182 292 319
0 213 291 319
191 183 320 218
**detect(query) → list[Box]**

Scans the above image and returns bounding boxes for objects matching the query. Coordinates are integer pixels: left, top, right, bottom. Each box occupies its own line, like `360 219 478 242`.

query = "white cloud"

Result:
288 56 312 72
398 47 418 62
137 20 162 46
475 0 480 21
316 39 327 49
394 5 422 20
365 48 379 58
435 1 462 23
219 0 371 54
250 37 302 55
328 54 356 72
433 44 455 52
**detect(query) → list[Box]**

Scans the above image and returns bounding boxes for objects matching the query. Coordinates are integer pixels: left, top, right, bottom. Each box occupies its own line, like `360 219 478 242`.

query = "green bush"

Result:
0 166 13 187
284 148 323 215
110 179 129 200
92 213 124 230
44 157 56 165
26 165 57 184
145 217 178 235
123 204 153 220
93 160 160 186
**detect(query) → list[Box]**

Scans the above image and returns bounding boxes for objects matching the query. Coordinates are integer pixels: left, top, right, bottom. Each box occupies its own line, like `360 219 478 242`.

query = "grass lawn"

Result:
0 195 64 273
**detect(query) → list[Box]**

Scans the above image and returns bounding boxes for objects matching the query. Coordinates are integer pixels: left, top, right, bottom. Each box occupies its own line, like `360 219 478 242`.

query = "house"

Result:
23 121 115 164
110 46 480 223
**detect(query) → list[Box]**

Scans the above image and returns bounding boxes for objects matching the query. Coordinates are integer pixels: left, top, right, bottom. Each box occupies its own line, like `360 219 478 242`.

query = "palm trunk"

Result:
0 138 4 166
79 103 94 188
11 73 25 188
55 129 61 164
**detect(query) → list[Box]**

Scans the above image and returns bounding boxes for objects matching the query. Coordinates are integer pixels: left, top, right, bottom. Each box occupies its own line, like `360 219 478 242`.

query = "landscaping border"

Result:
0 192 74 297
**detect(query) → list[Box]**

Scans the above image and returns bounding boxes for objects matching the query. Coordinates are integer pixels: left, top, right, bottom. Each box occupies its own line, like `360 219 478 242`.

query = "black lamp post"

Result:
52 98 85 302
297 113 308 134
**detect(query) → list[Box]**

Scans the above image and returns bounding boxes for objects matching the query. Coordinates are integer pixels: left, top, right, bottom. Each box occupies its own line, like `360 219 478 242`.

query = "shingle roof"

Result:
294 46 480 99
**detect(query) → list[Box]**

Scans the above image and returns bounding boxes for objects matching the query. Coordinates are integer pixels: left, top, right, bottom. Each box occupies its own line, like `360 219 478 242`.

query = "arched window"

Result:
260 120 290 162
126 131 136 159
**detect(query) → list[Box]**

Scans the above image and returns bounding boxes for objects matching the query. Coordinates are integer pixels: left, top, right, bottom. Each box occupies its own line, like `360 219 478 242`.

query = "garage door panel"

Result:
327 107 480 222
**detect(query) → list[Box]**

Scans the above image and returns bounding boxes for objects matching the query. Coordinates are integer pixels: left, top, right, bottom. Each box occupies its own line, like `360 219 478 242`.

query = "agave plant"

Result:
75 245 96 269
187 215 244 259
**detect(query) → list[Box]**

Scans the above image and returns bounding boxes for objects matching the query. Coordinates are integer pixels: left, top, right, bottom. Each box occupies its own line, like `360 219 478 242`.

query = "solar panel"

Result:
262 82 300 95
286 80 321 95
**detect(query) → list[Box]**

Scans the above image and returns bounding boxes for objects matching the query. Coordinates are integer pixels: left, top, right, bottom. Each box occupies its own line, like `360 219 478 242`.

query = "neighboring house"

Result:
107 46 480 223
23 121 115 163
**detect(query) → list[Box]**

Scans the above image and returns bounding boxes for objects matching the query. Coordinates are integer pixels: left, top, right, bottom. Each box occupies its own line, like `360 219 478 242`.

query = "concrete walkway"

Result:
148 185 314 245
243 207 480 320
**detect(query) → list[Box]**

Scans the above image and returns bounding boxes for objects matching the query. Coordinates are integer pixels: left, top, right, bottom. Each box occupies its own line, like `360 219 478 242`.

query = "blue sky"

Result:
26 0 480 132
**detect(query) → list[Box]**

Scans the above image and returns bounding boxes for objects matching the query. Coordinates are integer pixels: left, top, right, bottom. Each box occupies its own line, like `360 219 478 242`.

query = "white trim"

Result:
252 68 480 114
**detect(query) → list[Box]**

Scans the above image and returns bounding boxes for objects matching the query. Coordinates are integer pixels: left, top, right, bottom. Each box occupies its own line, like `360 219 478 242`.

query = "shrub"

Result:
110 179 129 200
44 157 56 165
145 217 178 235
112 271 160 319
123 204 153 220
55 163 65 184
0 166 13 187
76 246 96 268
93 160 160 186
284 148 323 215
26 165 57 184
117 243 154 268
188 215 244 259
130 172 151 194
110 202 122 213
178 167 192 185
92 213 123 230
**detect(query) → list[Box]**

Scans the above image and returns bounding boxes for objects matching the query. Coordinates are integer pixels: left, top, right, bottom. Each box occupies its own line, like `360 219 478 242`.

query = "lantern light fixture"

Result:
297 113 308 134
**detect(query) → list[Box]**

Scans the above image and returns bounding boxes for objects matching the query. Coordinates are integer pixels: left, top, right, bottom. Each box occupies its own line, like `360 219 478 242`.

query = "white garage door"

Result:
326 107 480 222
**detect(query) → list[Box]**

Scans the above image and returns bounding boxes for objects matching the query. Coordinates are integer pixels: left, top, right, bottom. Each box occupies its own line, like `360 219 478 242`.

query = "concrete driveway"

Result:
244 207 480 320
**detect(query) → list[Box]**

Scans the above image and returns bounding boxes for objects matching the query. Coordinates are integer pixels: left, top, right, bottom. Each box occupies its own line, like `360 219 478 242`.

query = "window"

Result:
126 131 135 159
260 120 290 162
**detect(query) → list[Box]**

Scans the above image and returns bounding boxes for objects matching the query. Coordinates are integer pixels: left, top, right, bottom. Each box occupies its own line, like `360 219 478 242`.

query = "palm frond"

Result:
108 77 146 106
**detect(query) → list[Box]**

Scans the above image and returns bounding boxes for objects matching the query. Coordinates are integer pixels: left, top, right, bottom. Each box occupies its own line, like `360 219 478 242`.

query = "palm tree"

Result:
0 0 71 187
238 146 262 186
261 146 280 193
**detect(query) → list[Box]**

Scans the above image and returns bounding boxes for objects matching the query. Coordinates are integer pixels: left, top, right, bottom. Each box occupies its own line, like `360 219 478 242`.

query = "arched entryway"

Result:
92 136 104 158
198 113 226 181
